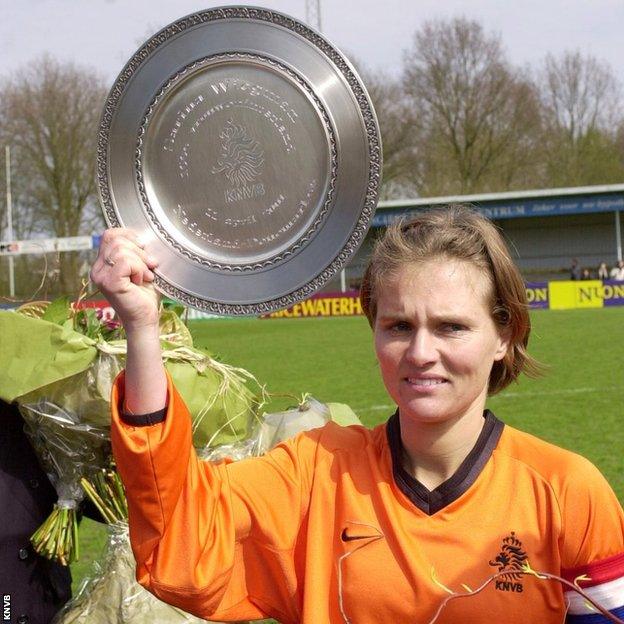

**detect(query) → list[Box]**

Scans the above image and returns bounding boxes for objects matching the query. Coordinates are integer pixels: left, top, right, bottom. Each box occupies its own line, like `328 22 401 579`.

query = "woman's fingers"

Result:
92 229 158 282
91 229 158 293
101 238 157 272
100 227 144 250
90 228 162 329
103 250 153 289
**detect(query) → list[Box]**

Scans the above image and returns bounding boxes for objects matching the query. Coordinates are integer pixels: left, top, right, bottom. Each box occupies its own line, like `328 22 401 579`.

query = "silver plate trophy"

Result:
97 6 382 315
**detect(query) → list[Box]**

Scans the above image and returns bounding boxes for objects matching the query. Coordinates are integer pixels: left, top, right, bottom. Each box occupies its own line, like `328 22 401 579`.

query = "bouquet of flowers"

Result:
0 296 264 565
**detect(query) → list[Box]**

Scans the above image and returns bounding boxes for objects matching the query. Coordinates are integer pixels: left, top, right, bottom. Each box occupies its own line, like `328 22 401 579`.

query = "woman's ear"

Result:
493 325 512 362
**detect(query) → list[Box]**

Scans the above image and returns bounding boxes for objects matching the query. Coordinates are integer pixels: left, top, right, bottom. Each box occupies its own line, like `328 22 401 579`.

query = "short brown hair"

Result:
360 205 541 394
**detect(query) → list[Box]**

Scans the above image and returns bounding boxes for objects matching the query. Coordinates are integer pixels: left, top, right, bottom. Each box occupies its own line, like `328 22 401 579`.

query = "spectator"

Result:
597 261 609 280
569 258 581 280
581 268 592 280
610 259 624 281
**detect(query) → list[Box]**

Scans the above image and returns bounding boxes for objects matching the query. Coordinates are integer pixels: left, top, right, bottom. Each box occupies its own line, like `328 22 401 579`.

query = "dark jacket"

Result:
0 402 72 624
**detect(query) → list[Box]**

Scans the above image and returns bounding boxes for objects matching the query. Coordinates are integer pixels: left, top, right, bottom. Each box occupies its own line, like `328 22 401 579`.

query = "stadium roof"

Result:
374 183 624 226
377 183 624 209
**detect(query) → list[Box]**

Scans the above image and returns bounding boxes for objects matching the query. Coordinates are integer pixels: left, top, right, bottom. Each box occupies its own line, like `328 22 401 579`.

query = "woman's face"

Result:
374 259 509 426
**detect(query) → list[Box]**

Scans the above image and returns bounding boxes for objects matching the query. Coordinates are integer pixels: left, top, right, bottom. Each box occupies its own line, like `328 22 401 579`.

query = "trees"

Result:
358 67 422 199
402 17 541 196
537 51 624 186
0 56 107 295
398 20 624 196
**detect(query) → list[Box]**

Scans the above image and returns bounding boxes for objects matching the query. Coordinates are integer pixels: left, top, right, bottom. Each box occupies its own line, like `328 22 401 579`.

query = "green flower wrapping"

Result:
0 306 263 565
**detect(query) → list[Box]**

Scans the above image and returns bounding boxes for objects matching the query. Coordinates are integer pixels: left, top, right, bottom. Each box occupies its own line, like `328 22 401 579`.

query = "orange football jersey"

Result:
111 372 624 623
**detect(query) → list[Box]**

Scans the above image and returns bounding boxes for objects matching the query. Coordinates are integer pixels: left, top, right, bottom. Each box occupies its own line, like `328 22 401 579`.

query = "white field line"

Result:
354 385 622 414
353 403 393 414
496 385 620 399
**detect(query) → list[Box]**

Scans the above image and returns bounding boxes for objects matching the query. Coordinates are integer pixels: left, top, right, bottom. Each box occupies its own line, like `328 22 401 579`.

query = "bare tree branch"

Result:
538 50 624 186
402 17 542 195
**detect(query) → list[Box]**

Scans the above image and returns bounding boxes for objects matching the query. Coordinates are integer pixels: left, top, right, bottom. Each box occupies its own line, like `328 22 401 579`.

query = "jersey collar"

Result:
386 409 504 515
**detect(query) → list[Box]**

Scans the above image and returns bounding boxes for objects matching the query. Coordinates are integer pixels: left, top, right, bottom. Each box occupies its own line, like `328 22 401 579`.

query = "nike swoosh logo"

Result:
341 528 378 542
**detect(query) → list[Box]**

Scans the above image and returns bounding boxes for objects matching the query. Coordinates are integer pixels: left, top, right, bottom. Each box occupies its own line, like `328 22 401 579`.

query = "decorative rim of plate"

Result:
97 5 382 315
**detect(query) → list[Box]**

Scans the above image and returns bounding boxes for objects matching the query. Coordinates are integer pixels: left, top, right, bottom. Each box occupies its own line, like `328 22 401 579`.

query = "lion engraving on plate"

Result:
211 119 265 189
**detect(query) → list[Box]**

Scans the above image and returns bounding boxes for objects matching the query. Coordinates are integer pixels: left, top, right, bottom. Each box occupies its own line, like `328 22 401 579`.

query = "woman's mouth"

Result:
405 377 447 387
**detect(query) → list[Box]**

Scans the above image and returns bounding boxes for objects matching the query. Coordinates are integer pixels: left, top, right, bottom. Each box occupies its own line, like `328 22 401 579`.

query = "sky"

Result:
1 0 624 88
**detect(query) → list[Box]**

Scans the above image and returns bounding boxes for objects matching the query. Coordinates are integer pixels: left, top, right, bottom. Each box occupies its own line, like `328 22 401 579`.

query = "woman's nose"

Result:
405 330 438 367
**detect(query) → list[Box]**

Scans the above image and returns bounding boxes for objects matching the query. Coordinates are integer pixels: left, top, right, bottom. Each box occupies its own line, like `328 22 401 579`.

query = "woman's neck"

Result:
398 403 486 491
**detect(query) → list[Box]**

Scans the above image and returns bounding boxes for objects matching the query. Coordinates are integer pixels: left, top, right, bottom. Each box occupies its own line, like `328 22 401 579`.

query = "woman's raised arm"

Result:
90 228 166 414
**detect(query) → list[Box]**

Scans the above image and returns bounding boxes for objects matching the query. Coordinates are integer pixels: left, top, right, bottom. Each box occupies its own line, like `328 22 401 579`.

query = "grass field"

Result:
71 307 624 593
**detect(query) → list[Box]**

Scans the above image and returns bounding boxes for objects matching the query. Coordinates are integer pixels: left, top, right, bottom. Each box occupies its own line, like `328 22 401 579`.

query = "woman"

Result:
92 206 624 623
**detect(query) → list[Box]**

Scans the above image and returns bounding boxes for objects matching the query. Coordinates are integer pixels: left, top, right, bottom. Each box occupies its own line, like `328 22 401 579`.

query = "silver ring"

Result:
104 256 115 267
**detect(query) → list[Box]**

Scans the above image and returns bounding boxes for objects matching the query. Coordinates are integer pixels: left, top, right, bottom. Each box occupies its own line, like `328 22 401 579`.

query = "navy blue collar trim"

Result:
386 409 504 515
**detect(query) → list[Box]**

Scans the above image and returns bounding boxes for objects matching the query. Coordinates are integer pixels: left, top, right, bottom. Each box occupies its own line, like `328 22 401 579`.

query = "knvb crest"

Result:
211 119 266 203
489 531 528 593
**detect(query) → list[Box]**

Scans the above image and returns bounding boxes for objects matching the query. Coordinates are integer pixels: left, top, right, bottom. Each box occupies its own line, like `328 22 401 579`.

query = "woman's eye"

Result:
390 322 410 332
442 323 465 333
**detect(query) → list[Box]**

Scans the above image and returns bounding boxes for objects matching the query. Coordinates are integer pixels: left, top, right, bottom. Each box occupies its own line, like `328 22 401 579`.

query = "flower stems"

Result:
30 505 78 566
30 467 127 566
80 467 128 525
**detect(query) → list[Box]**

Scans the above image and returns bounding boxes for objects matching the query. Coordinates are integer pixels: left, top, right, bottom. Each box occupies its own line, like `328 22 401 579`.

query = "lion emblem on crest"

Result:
488 532 528 580
211 119 265 188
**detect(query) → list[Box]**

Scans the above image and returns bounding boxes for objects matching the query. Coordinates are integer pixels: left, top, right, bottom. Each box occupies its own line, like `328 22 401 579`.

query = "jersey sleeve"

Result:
110 370 322 623
558 455 624 623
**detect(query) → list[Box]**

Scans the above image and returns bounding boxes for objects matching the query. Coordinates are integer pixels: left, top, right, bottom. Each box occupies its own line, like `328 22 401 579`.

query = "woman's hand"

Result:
91 228 167 414
90 228 160 332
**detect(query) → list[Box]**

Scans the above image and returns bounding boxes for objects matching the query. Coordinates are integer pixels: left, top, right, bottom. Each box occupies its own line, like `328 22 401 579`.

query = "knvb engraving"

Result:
212 119 265 189
224 183 266 203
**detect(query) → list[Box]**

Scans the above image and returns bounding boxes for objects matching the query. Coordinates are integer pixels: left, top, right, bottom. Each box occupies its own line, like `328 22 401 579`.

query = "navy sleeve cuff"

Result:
120 407 167 426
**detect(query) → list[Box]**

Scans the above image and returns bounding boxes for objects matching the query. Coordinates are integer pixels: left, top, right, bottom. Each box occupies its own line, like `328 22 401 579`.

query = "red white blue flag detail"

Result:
564 553 624 623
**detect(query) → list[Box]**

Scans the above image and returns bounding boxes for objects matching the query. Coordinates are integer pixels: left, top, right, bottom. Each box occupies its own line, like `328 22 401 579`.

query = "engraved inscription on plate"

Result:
141 55 333 267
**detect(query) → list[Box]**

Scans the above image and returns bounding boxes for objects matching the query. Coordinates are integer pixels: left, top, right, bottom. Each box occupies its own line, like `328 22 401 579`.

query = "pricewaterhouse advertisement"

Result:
263 292 364 319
